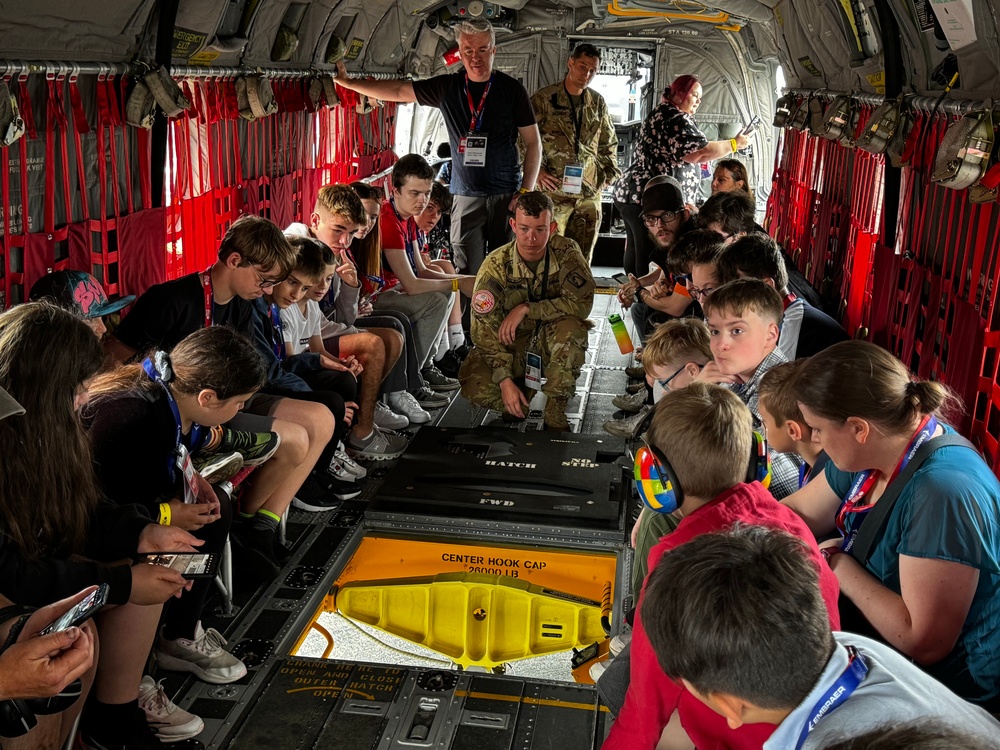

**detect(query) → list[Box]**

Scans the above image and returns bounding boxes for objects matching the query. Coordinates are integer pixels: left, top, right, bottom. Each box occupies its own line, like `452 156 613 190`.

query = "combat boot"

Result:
544 397 570 432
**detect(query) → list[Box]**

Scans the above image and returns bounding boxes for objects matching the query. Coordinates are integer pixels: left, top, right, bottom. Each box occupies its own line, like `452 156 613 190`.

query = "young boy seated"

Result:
698 278 802 499
414 182 466 377
715 233 848 359
600 383 841 750
758 360 830 487
640 525 1000 749
274 236 407 462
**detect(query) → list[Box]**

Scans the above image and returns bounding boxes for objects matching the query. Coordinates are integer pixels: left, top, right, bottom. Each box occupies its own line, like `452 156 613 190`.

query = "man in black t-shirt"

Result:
335 18 541 276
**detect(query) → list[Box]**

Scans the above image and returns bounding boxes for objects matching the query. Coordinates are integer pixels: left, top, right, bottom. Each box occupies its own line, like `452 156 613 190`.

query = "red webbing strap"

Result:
17 75 36 141
44 72 59 234
1 142 9 306
68 75 91 220
115 76 135 214
92 73 113 284
103 78 123 218
969 201 996 315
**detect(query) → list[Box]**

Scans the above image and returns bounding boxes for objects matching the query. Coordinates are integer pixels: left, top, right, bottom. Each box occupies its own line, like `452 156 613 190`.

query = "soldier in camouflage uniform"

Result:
531 44 621 263
459 192 595 430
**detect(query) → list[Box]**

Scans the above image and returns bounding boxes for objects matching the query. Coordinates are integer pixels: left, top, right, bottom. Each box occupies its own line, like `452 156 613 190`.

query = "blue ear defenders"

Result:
634 430 772 514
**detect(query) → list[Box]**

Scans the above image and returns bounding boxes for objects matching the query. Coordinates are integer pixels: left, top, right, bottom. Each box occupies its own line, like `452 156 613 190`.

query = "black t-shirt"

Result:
413 71 535 197
114 272 256 355
795 300 850 358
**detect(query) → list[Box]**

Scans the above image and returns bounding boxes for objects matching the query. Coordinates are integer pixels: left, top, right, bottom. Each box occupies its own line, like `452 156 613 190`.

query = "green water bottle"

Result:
608 313 634 354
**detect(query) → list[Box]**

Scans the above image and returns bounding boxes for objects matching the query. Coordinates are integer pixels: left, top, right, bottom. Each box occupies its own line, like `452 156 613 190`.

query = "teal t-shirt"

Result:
825 426 1000 703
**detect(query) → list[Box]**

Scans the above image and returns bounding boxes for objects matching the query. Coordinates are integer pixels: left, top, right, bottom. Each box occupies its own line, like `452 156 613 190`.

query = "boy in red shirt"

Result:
602 382 840 750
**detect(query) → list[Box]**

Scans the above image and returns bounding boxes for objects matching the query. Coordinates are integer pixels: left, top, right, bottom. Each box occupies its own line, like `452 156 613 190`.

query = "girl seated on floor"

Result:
0 301 204 749
85 326 269 688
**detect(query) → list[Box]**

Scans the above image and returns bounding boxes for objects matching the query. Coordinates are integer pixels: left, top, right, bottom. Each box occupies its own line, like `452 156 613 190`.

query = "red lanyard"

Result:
465 73 493 133
201 267 214 328
783 292 798 311
835 414 936 537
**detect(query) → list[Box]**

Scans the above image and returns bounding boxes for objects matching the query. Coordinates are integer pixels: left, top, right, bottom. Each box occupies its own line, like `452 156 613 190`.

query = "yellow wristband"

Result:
730 138 739 154
518 187 530 195
451 278 460 292
158 503 171 526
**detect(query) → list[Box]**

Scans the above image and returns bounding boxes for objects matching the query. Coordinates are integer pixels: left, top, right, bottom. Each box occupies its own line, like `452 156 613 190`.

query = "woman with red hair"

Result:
614 75 748 277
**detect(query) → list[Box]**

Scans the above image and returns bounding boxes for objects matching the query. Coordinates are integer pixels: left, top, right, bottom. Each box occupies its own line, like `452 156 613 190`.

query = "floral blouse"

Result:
613 100 709 206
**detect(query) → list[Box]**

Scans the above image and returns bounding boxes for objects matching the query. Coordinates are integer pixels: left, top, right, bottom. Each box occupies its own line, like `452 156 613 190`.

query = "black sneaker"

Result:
420 364 461 392
202 427 281 466
82 706 205 750
454 343 471 361
292 472 358 511
434 349 463 378
413 385 450 408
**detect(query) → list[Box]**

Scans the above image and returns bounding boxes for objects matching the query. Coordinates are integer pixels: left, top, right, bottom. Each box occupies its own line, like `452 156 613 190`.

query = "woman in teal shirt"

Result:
783 341 1000 707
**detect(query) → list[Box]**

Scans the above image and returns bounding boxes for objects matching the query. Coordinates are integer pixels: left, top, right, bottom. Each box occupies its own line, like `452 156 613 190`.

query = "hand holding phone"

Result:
612 272 630 285
739 115 762 136
37 584 109 636
142 552 220 580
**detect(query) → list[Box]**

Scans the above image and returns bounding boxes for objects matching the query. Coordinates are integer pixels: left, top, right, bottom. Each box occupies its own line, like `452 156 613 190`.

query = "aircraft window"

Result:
590 48 652 124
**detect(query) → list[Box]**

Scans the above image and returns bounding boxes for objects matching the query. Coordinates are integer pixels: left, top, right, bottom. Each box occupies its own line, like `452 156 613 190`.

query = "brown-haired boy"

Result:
758 359 829 486
698 278 802 498
600 382 841 750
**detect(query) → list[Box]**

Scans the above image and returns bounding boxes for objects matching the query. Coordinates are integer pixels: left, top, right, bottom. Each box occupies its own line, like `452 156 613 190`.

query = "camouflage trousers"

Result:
549 194 603 263
459 316 589 413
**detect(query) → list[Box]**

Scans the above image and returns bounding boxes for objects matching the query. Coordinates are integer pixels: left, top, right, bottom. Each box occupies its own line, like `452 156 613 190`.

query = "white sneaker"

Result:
155 623 248 684
588 659 608 682
388 391 432 424
327 456 357 482
138 675 205 742
609 633 631 657
374 400 410 430
334 442 367 478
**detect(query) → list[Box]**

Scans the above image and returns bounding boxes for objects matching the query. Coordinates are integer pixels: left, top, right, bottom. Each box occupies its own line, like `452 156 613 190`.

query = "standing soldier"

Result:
532 44 620 263
459 192 595 431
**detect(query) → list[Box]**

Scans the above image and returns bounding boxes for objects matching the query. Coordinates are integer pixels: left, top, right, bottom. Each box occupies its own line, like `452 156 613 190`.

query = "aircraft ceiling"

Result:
0 0 995 102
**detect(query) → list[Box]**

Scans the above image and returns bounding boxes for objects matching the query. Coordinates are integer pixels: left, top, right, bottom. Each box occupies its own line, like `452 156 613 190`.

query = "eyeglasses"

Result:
671 272 692 286
642 211 678 227
655 365 687 392
249 265 285 289
688 284 715 301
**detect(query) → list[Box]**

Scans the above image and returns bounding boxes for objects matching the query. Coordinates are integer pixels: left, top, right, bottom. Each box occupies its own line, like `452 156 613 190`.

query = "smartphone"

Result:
739 115 762 136
143 552 219 580
38 584 109 636
612 272 630 284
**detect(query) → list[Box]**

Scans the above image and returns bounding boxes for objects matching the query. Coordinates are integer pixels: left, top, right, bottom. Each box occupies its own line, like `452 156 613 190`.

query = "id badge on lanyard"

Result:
525 352 543 390
175 444 201 505
461 134 488 167
562 163 583 194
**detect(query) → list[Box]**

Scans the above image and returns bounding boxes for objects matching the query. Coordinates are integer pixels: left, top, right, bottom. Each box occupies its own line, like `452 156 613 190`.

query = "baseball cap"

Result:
29 271 135 319
641 176 685 215
0 385 23 421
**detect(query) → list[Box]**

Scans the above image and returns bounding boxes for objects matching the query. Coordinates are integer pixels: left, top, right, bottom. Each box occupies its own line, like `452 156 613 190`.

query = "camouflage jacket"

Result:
470 235 595 383
530 81 621 200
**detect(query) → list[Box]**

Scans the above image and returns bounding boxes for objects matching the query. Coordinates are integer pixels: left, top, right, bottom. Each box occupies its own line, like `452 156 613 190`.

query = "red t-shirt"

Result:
378 198 420 294
603 482 841 750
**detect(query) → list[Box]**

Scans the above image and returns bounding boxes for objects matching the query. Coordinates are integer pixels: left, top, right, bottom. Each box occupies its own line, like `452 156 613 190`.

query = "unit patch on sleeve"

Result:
472 290 496 315
566 271 588 288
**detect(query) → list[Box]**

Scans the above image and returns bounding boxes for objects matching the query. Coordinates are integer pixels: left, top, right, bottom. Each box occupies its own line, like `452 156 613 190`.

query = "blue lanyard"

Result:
268 303 284 361
143 357 203 484
798 462 809 489
838 415 937 552
794 647 868 750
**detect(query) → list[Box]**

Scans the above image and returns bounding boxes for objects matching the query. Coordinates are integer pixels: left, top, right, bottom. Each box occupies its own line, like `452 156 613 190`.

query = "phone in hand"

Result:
613 272 630 285
142 552 219 580
38 584 109 636
739 115 762 136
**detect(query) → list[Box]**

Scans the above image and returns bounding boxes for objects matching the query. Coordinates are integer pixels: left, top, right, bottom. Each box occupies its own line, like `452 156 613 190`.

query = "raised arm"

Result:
683 133 749 164
335 61 417 103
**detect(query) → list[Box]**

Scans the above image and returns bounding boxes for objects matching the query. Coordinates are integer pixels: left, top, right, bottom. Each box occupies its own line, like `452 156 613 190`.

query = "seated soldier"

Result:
640 525 1000 749
29 269 135 340
758 360 830 487
715 233 849 359
600 383 840 750
459 191 595 430
697 278 803 498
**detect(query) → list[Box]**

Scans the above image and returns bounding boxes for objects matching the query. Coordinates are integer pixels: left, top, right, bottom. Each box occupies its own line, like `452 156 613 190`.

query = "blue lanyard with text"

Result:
837 414 937 552
794 647 868 750
143 357 203 484
268 303 284 361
